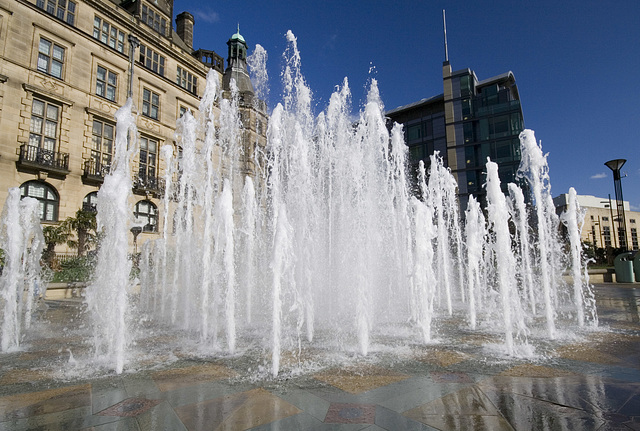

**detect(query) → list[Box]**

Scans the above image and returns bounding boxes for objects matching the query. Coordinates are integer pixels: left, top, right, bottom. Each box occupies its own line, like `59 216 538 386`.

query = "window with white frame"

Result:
96 66 117 102
177 66 197 95
139 136 158 184
36 0 76 25
20 181 59 221
141 5 166 36
139 44 165 76
134 200 158 232
83 192 98 212
37 38 65 79
91 119 114 170
30 98 59 152
142 88 159 120
93 16 125 53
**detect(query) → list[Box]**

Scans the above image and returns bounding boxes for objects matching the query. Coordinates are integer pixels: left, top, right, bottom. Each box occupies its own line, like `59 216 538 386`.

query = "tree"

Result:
40 209 99 269
42 224 71 269
63 209 97 256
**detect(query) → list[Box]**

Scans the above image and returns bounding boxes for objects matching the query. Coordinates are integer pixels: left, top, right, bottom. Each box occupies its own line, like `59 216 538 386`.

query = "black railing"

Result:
82 159 110 183
133 173 165 196
53 252 78 267
18 144 69 171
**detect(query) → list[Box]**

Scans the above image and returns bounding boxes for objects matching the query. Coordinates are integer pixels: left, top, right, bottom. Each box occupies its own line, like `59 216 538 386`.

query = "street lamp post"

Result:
601 197 618 249
127 35 140 98
604 159 628 251
130 226 142 254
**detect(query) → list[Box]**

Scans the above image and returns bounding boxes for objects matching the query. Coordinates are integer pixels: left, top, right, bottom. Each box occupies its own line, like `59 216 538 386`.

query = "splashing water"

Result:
247 43 269 102
91 34 598 375
412 162 437 341
85 98 138 374
561 187 598 327
486 160 528 354
464 195 486 330
1 32 598 376
0 189 44 352
508 183 536 315
518 130 563 339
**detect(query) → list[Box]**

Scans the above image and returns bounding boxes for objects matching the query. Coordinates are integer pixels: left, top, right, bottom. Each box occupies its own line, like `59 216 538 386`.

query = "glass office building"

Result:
387 62 525 209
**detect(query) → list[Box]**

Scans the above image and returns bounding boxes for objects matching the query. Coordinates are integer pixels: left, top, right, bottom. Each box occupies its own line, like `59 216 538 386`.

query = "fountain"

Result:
485 160 528 355
0 31 598 378
561 187 598 327
0 189 44 352
132 32 597 376
84 98 138 374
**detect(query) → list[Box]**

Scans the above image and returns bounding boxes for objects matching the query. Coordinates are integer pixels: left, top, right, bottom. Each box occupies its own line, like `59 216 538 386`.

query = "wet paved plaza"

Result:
0 283 638 430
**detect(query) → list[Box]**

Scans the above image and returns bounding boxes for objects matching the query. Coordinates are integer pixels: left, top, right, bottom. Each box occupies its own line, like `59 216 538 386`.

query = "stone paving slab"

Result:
0 284 638 430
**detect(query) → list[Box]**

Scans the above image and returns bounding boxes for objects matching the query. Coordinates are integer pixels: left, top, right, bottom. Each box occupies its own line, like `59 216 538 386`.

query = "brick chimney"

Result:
176 11 194 50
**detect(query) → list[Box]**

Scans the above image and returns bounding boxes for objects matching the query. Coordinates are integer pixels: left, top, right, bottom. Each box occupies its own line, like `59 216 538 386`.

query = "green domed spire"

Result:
224 23 254 94
227 23 248 63
231 24 245 44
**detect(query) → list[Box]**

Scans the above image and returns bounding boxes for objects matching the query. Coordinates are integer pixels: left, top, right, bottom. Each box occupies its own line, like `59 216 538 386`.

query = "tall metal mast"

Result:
443 10 449 63
605 159 628 250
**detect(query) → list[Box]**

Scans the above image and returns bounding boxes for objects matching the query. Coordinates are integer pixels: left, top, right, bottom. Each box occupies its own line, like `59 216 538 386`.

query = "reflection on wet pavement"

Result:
152 363 238 392
314 365 410 394
0 284 637 430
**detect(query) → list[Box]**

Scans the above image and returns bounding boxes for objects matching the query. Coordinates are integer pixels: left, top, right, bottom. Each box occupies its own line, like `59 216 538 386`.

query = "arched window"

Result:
134 200 157 232
83 191 98 212
20 181 59 221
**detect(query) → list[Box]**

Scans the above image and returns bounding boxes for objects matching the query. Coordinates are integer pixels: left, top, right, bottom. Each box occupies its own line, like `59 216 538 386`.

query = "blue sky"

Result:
173 0 640 210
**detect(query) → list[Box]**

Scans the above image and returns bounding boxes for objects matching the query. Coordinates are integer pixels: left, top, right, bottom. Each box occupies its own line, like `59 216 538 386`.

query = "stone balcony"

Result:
82 159 110 186
17 144 70 178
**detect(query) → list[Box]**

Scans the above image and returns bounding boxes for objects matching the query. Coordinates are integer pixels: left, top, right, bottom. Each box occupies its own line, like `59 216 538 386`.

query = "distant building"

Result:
386 61 524 209
0 0 266 252
554 194 639 251
222 26 268 180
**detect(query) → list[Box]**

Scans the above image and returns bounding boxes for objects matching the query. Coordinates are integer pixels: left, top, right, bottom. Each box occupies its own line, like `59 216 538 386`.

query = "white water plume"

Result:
86 98 138 374
561 187 598 327
71 33 599 375
0 189 44 352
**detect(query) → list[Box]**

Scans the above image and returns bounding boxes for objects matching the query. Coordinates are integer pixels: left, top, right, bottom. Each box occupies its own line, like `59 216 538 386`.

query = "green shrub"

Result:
51 254 96 283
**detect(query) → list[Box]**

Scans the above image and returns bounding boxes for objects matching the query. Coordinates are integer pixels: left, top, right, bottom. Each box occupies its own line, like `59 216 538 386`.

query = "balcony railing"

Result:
193 49 224 73
133 173 165 197
18 144 69 175
82 159 110 185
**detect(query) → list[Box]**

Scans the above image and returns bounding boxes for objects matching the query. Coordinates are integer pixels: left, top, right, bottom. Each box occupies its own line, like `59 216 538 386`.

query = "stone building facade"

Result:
554 193 639 251
0 0 267 253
